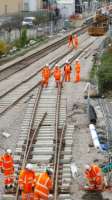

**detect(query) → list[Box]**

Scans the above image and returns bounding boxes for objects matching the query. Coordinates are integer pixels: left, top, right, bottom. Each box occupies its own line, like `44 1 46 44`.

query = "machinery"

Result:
88 11 109 36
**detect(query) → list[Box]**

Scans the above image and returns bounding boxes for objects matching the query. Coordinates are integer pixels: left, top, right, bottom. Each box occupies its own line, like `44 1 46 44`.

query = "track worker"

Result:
34 167 53 200
68 34 73 48
0 149 14 190
73 34 78 49
84 164 103 190
18 163 35 200
41 64 50 88
54 64 61 88
64 60 72 82
75 58 80 82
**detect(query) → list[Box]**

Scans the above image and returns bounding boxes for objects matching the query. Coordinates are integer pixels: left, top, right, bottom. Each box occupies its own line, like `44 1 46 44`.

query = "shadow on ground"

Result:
82 192 109 200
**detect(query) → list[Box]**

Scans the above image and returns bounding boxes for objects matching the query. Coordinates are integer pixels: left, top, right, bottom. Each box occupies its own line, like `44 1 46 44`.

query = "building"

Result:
0 0 43 15
75 0 82 13
23 0 43 11
57 0 75 18
0 0 23 15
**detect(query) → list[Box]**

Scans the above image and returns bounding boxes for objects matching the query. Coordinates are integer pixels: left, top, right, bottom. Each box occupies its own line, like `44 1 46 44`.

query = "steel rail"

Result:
22 85 43 167
0 26 88 81
0 34 94 118
54 123 66 200
0 48 73 116
0 34 91 116
15 85 44 200
53 84 62 182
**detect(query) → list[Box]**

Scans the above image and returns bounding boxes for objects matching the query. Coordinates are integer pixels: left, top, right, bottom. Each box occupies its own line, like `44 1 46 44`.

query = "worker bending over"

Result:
75 58 80 82
68 34 73 48
0 149 14 190
54 64 61 88
18 163 35 200
64 60 72 82
34 167 53 200
73 34 78 49
84 164 103 189
42 64 50 88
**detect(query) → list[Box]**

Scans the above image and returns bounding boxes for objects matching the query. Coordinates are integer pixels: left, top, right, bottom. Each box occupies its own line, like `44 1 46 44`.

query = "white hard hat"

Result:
45 64 49 67
6 149 12 154
26 163 33 170
76 58 79 62
66 60 69 63
55 64 58 67
84 164 91 170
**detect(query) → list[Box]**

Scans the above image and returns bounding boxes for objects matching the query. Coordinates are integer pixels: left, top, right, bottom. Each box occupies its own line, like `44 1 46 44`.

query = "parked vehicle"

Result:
22 17 36 27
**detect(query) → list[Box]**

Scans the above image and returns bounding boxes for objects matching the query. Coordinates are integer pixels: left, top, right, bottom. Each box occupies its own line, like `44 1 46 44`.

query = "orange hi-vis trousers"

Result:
68 40 73 48
75 72 80 82
65 73 71 82
42 78 49 87
34 192 48 200
4 173 14 186
22 192 34 200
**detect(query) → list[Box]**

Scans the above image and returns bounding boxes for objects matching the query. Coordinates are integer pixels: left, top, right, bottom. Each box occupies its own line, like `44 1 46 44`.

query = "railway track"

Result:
0 35 99 117
13 77 73 200
0 26 88 82
0 32 106 200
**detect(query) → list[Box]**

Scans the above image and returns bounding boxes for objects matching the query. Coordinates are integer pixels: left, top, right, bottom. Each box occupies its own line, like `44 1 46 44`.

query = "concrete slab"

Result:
33 147 53 155
2 195 16 200
32 155 52 163
58 194 72 200
60 155 72 164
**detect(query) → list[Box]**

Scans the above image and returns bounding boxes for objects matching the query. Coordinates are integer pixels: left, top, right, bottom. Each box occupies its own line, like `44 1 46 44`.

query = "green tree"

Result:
20 28 28 47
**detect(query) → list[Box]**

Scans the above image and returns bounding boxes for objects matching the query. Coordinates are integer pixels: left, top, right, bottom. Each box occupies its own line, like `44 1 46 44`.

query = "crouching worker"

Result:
18 163 35 200
84 164 104 190
34 167 53 200
0 149 15 191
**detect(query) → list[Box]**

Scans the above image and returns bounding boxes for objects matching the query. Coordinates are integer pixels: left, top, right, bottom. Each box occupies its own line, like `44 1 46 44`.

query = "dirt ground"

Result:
64 52 112 199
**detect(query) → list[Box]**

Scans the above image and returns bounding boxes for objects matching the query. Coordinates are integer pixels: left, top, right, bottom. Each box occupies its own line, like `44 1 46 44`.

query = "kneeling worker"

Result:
84 164 103 190
34 167 53 200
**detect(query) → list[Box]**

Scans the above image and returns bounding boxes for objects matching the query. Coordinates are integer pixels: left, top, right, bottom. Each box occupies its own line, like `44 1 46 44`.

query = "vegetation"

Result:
97 51 112 94
20 28 28 47
0 40 10 57
91 49 112 94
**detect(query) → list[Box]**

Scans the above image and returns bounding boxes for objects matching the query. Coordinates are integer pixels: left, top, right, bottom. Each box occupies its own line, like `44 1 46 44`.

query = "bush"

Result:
14 39 22 49
20 28 28 47
0 40 9 57
97 52 112 93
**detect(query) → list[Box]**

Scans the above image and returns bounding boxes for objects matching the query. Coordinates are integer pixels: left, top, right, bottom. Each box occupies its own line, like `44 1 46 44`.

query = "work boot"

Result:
5 185 8 190
9 184 13 189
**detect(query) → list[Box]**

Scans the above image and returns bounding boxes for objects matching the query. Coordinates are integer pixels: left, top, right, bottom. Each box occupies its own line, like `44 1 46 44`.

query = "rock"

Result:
2 132 10 138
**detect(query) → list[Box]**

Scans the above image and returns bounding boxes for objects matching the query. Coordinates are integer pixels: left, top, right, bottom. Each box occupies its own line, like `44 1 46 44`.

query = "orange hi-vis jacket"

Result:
34 172 53 199
18 169 35 193
42 67 50 79
54 67 61 80
85 164 102 185
64 64 72 74
68 34 72 42
74 34 78 43
75 62 80 73
0 154 14 176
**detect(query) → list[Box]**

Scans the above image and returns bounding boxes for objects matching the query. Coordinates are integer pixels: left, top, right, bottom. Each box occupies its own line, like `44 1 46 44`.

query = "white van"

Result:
22 17 36 27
